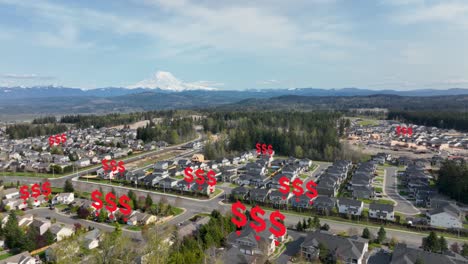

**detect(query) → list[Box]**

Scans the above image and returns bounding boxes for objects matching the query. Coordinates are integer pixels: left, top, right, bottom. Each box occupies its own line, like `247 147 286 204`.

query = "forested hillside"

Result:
136 118 196 144
202 111 346 161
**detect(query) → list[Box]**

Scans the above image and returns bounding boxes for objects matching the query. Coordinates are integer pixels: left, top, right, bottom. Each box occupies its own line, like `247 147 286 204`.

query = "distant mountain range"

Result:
1 86 468 116
2 86 468 99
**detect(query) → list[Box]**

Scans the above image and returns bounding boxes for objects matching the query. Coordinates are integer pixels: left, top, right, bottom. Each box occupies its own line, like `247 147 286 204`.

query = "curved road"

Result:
384 167 420 216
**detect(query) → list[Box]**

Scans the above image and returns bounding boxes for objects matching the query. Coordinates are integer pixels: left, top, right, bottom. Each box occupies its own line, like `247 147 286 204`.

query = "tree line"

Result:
388 111 468 132
437 159 468 203
202 111 344 161
136 118 196 144
5 123 68 139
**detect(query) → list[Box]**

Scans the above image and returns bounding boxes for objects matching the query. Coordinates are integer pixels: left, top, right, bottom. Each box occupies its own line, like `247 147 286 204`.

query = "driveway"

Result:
384 167 420 216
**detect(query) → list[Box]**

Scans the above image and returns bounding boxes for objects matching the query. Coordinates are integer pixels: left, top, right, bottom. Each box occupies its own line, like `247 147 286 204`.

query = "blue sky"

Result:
0 0 467 90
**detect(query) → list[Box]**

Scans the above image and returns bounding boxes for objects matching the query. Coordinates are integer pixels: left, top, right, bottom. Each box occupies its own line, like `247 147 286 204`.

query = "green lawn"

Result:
125 225 142 231
229 183 239 188
374 187 383 193
299 174 308 179
309 164 318 172
172 207 184 216
174 175 185 180
0 253 13 260
357 119 378 126
359 198 395 205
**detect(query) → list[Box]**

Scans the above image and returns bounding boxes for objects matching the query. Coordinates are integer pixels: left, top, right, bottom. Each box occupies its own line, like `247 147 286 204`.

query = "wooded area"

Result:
202 111 345 161
438 160 468 203
388 111 468 132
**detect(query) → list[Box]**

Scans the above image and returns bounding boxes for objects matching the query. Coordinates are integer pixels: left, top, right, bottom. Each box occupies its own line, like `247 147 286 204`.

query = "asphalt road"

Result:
29 207 144 241
384 167 420 216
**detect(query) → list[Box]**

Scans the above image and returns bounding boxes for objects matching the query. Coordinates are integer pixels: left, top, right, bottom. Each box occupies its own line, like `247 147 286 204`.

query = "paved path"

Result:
383 167 420 216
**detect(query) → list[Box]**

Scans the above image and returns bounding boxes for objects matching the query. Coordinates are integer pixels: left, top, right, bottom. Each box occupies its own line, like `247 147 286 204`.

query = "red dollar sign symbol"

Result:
41 181 51 201
119 195 132 222
184 167 194 189
91 190 103 216
48 136 54 146
231 201 247 236
102 159 109 172
61 133 67 145
118 161 125 175
256 143 261 154
110 160 117 172
20 185 30 204
250 205 266 240
105 192 118 219
278 176 290 200
262 143 267 155
31 183 41 202
292 178 304 201
195 168 205 185
306 180 318 204
268 144 273 156
206 170 216 193
269 210 286 245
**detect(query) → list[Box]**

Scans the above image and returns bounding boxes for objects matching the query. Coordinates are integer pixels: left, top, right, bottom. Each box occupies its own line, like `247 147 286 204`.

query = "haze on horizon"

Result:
0 0 468 90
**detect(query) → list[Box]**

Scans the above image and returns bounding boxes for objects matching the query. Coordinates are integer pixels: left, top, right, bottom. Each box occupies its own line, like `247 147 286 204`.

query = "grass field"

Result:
359 198 395 205
0 253 13 260
357 119 379 126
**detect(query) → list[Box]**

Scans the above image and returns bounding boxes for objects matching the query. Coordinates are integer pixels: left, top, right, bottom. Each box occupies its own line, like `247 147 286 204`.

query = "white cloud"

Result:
0 0 359 59
0 73 55 80
127 71 221 91
391 1 468 27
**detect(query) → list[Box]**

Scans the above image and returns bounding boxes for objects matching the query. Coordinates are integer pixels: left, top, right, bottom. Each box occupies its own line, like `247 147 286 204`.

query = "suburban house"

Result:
369 203 395 221
83 229 101 250
50 223 74 241
178 216 210 239
313 196 336 214
300 230 368 264
231 186 250 201
53 193 75 205
249 188 271 203
391 243 468 264
226 223 285 257
128 212 157 226
31 218 52 235
427 203 464 229
337 198 364 216
3 188 19 199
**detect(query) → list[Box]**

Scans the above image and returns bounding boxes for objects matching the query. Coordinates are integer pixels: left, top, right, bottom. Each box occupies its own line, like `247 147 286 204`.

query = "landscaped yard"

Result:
374 187 383 193
0 252 13 260
359 198 395 205
357 119 378 126
125 225 142 231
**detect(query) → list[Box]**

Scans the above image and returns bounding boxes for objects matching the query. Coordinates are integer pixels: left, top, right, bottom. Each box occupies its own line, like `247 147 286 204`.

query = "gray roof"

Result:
429 203 461 218
301 230 368 261
338 198 363 207
391 243 468 264
369 203 394 213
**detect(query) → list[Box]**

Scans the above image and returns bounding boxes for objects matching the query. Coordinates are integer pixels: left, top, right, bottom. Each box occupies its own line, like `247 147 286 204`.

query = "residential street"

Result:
384 167 420 216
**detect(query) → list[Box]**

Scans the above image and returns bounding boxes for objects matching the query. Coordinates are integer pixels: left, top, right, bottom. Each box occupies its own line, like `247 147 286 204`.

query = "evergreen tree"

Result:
321 223 330 231
302 219 307 230
307 217 312 229
43 229 55 245
439 236 448 253
4 211 26 253
64 179 74 192
377 226 386 243
313 216 321 229
145 194 153 209
362 228 371 239
296 221 303 231
422 231 440 252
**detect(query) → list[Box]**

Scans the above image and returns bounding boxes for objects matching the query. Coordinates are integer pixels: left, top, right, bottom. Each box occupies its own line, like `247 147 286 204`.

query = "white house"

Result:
3 188 19 199
337 198 364 216
369 203 394 221
53 193 75 205
50 224 74 241
75 158 90 167
428 203 463 229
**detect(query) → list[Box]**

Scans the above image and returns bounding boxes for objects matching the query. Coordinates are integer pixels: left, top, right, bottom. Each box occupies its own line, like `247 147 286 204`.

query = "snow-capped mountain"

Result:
127 71 219 91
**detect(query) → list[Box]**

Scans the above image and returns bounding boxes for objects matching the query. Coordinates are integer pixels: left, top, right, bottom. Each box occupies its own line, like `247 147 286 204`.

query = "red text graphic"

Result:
396 126 413 137
91 190 132 221
48 133 67 147
278 177 318 203
256 143 273 156
231 201 286 246
102 159 126 175
19 182 52 204
184 167 216 192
